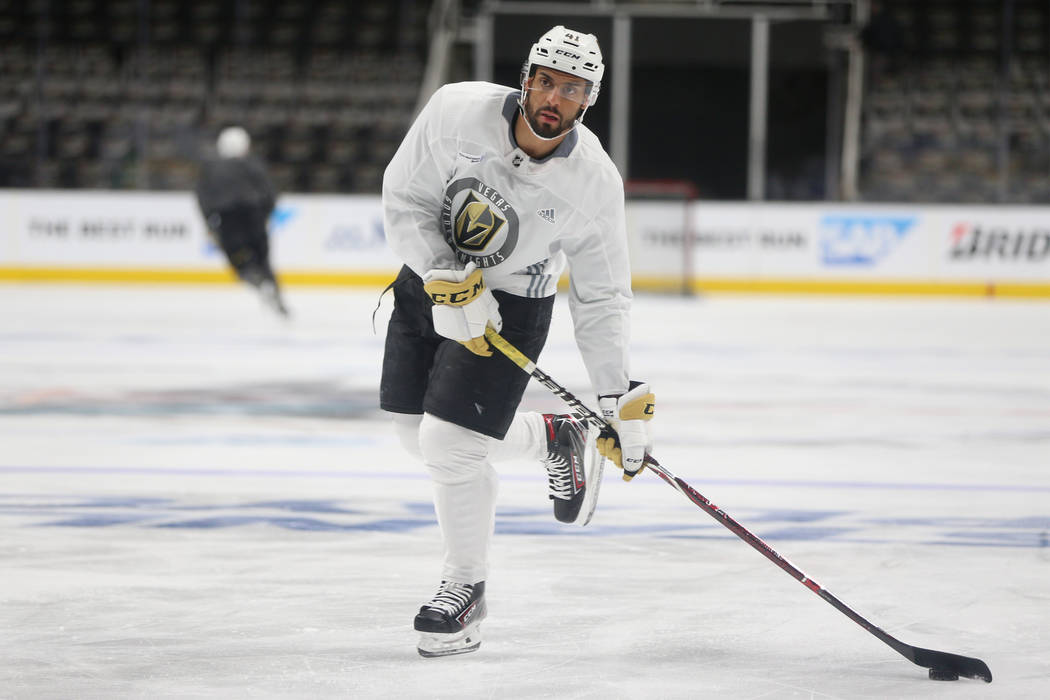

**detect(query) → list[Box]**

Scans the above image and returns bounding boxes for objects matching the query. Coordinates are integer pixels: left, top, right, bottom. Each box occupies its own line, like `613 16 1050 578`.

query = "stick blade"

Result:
910 646 992 683
575 423 605 526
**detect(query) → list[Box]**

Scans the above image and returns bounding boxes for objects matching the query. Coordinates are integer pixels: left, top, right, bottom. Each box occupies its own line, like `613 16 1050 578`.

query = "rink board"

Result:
0 189 1048 297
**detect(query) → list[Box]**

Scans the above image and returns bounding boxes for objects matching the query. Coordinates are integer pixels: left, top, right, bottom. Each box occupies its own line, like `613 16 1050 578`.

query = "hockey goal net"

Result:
624 179 698 295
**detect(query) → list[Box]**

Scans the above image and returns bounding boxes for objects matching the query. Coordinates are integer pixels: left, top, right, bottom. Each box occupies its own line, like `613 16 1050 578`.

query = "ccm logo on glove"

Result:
422 262 503 357
424 272 486 306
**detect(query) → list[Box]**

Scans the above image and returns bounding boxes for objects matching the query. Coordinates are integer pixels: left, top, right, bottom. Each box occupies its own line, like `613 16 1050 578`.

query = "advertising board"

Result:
1 191 1047 296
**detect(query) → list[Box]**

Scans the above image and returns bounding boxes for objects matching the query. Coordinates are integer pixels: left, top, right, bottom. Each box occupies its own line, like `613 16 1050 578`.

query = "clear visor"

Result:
525 72 592 105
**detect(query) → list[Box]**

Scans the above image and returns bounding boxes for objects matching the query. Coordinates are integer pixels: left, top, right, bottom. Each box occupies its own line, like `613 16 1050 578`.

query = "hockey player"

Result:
195 126 289 317
380 25 656 657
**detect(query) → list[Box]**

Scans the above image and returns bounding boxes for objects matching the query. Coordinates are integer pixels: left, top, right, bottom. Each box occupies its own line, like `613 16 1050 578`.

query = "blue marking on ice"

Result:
8 493 1047 546
151 516 434 532
938 530 1049 546
749 526 857 541
4 464 1050 493
131 435 381 447
40 514 156 527
738 509 849 523
225 500 363 515
403 502 437 515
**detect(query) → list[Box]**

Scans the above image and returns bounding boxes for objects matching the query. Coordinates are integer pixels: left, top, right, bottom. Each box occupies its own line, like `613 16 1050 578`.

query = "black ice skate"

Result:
541 414 586 523
414 581 487 658
257 279 290 318
239 264 290 318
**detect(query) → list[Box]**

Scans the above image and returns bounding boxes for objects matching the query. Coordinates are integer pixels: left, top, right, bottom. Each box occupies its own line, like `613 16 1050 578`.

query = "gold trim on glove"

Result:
423 267 485 306
596 434 646 481
459 334 493 357
619 392 655 421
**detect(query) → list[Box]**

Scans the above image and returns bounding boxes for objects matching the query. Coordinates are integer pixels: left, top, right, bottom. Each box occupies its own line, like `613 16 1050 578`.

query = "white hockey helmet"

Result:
521 25 604 106
216 126 250 158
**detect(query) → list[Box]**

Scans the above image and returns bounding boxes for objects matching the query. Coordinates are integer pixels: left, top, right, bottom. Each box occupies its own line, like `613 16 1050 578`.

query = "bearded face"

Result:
522 69 589 139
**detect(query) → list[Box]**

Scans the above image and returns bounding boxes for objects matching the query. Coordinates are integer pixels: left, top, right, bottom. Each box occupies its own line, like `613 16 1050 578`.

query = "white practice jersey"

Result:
382 81 632 395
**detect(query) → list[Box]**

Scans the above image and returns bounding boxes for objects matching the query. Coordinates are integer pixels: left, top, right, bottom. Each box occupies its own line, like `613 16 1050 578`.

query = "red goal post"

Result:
624 179 698 295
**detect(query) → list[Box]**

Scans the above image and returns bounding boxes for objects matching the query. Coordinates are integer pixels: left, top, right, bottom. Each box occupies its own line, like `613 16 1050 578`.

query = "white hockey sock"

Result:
418 413 500 583
391 412 423 460
433 464 498 583
488 411 546 462
392 412 545 464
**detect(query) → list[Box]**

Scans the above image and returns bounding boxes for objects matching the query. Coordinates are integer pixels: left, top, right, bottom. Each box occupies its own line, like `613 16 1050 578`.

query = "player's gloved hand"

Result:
597 381 655 481
423 262 503 357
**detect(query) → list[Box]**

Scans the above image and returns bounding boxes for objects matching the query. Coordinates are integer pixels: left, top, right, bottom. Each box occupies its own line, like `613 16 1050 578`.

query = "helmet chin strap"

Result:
517 90 587 142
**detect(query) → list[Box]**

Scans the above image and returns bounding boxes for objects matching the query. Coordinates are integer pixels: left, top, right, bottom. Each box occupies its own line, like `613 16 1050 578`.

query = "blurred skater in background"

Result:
195 126 289 318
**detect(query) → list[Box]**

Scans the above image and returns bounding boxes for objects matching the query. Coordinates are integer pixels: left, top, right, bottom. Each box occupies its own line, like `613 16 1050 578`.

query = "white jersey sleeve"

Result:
382 87 459 275
559 165 632 397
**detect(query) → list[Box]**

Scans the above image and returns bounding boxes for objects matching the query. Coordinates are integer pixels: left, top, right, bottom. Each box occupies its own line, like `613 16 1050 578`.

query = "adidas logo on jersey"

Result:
537 208 556 224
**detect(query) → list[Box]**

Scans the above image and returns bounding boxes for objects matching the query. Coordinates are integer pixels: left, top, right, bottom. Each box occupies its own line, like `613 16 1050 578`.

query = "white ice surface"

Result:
1 283 1048 699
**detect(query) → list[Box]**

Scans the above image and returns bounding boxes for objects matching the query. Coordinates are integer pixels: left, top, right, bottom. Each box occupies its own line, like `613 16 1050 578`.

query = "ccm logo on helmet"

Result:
555 49 582 60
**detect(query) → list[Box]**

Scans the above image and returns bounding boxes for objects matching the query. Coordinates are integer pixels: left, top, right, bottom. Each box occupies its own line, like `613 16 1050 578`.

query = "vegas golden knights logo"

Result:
442 177 520 268
455 192 506 251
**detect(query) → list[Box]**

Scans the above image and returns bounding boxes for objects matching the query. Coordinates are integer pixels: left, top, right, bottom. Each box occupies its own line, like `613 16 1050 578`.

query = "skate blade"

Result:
417 624 482 658
256 285 290 318
575 424 605 526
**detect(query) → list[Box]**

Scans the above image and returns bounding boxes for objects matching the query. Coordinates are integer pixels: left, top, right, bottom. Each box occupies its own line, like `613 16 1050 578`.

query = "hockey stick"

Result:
484 327 993 683
483 328 605 525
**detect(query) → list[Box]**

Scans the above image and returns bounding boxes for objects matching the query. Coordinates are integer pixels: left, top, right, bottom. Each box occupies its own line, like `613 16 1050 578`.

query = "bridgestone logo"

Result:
950 224 1050 261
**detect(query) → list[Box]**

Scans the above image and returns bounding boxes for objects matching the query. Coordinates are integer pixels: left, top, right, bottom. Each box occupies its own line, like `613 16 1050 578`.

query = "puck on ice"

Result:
928 668 959 681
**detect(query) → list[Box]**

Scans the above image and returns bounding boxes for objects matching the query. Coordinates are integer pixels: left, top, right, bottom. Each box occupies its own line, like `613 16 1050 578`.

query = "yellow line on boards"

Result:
0 267 399 287
278 271 399 286
2 267 1048 298
630 276 1050 299
0 267 237 283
